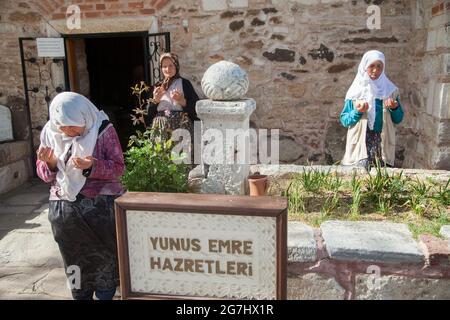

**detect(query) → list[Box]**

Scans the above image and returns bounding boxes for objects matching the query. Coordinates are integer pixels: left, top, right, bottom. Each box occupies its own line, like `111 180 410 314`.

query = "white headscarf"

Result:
40 92 109 201
345 50 398 130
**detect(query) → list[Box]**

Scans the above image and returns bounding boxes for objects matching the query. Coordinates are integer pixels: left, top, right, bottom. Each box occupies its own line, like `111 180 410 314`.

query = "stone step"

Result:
320 220 424 264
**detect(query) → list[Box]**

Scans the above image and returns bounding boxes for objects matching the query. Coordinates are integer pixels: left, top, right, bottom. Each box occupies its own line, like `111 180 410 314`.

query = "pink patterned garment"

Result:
37 124 125 200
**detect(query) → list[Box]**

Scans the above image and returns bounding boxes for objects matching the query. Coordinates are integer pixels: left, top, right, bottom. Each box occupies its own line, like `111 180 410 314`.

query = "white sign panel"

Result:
0 105 14 142
37 38 65 58
126 211 277 299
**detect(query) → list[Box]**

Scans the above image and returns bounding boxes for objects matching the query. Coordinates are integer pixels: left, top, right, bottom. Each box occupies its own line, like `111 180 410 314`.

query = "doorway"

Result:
84 36 145 149
65 31 171 150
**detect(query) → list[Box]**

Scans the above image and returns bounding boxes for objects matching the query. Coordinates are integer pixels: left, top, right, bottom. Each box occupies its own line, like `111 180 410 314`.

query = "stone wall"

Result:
0 141 32 194
162 0 417 165
0 0 448 195
287 221 450 300
403 1 450 169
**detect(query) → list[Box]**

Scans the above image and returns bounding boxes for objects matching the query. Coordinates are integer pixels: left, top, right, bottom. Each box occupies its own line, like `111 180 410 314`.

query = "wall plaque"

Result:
115 192 287 300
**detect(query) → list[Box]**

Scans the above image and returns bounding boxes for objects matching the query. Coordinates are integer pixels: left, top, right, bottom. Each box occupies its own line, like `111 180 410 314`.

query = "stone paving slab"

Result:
288 222 316 262
0 205 41 215
0 180 70 299
0 267 54 296
3 192 49 206
26 268 71 299
0 230 63 268
0 212 43 231
321 221 424 263
21 205 51 233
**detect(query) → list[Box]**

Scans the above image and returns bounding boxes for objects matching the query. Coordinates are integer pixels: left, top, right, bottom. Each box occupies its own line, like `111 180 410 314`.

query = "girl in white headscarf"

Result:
340 50 404 169
36 92 124 300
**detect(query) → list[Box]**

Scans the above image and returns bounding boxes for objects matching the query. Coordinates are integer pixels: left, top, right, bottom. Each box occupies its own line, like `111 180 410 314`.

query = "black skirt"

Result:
48 194 120 294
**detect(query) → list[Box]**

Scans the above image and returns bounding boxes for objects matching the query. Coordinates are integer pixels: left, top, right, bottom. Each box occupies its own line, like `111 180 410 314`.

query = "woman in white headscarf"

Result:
340 50 404 169
36 92 125 300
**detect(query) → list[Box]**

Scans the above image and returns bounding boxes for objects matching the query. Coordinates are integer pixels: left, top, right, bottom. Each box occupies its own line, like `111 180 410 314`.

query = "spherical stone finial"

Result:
201 60 249 101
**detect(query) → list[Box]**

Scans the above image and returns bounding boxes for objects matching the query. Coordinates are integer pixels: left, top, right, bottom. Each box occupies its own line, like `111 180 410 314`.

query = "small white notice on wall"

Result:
36 38 65 58
0 105 14 142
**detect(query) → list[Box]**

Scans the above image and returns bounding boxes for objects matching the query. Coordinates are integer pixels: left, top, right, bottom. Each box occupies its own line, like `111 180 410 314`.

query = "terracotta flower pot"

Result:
248 174 269 196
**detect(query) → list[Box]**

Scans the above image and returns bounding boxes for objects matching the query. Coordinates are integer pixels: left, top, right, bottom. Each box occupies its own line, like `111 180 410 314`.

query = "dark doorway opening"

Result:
84 36 145 150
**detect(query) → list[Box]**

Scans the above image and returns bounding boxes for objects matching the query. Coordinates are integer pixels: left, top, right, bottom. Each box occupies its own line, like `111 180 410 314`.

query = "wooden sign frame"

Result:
114 192 287 300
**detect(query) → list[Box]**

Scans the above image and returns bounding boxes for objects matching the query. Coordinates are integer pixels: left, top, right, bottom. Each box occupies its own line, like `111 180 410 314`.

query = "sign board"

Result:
36 38 65 58
115 192 287 300
0 105 14 142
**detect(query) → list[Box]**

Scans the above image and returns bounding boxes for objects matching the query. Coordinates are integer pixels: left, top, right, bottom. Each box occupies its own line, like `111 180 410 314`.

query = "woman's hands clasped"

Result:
170 88 186 107
37 146 94 170
153 86 166 103
384 98 398 110
355 100 369 113
153 86 186 107
355 98 397 113
72 156 94 170
37 146 58 170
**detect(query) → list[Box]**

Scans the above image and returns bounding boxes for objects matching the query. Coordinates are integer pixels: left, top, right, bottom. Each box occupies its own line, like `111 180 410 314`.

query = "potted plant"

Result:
248 172 269 196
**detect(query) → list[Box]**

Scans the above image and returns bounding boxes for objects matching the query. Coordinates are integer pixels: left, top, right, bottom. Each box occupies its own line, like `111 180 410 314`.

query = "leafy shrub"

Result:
121 81 189 193
121 129 189 193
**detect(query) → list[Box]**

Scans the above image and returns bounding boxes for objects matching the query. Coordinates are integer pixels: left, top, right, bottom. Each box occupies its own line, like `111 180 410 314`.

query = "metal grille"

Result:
19 37 69 175
145 32 171 86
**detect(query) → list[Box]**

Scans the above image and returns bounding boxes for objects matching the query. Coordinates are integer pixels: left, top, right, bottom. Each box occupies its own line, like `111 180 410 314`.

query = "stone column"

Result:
406 1 450 169
425 2 450 169
189 61 255 195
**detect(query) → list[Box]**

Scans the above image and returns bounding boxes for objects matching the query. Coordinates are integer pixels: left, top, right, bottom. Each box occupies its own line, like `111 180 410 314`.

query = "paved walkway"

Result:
0 179 71 299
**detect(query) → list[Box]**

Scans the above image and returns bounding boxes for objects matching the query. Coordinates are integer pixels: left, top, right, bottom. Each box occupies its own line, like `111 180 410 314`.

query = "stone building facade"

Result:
0 0 449 194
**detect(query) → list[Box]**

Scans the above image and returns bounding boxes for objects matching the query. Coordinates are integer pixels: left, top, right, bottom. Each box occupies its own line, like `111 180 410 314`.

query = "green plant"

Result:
433 179 450 207
349 173 362 219
407 178 433 216
327 173 343 192
298 167 331 193
121 82 189 193
283 178 306 214
321 191 340 216
282 164 449 238
364 161 409 214
121 129 189 192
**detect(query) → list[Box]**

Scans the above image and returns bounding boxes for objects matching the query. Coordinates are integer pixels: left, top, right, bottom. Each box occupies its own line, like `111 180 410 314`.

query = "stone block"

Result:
418 234 450 266
288 273 345 300
321 221 424 263
0 140 30 167
0 105 13 142
195 99 256 195
355 275 450 300
0 159 30 195
49 16 157 34
441 225 450 239
201 0 227 11
279 136 304 163
228 0 248 8
288 222 317 262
